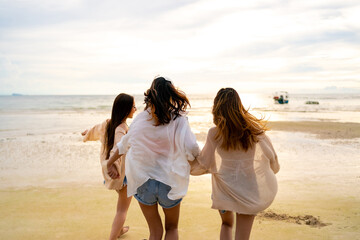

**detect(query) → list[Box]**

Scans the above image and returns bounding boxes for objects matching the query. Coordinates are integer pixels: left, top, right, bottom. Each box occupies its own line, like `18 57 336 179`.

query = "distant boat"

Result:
305 101 319 105
273 91 289 104
12 93 23 96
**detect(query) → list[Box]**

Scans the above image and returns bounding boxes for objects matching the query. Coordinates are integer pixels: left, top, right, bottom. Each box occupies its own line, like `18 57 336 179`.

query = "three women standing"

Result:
86 80 279 240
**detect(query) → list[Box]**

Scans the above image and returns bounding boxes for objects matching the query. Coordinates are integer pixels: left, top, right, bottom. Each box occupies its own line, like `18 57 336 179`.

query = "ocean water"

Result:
0 93 359 189
0 93 360 138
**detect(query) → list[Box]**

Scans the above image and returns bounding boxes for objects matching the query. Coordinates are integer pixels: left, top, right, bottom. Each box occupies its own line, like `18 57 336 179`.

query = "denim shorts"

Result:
103 176 127 187
123 175 127 187
134 179 182 209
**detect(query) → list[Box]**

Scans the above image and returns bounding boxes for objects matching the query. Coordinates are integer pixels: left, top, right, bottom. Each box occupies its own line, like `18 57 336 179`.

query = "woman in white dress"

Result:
191 88 280 240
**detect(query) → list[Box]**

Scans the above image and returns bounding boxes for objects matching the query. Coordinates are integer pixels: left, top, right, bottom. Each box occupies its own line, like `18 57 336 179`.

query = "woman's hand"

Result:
107 163 119 179
106 149 122 179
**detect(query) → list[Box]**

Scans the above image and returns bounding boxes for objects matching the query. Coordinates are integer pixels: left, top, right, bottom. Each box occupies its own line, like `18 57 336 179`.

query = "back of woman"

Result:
121 109 198 199
191 88 280 240
208 127 279 214
82 93 136 240
107 77 200 240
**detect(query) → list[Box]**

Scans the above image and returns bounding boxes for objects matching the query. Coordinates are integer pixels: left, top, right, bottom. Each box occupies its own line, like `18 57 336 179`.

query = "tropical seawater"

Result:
1 93 360 138
0 93 359 189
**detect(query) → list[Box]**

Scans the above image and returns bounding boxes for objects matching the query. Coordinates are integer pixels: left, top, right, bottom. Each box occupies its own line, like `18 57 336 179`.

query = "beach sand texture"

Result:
0 121 360 239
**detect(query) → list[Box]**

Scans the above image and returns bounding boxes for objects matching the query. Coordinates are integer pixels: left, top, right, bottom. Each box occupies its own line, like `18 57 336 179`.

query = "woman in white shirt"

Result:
107 77 200 240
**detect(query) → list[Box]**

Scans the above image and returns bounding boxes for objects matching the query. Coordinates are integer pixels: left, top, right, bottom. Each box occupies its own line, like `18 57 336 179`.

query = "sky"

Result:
0 0 360 95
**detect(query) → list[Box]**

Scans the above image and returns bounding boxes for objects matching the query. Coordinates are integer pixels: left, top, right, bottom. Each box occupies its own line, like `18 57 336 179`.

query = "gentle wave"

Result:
253 108 360 112
1 93 360 138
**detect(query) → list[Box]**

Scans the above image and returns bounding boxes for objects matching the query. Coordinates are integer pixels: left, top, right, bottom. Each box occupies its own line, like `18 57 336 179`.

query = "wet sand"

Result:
0 181 359 240
195 121 360 142
267 121 360 139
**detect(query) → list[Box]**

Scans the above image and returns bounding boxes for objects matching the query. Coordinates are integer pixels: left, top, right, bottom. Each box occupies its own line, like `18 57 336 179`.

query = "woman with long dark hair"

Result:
82 93 136 240
191 88 280 240
107 77 199 240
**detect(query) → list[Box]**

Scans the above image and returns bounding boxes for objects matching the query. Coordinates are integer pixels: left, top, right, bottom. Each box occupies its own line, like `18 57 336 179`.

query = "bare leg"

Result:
162 203 181 240
234 214 255 240
109 186 132 240
219 210 234 240
138 202 163 240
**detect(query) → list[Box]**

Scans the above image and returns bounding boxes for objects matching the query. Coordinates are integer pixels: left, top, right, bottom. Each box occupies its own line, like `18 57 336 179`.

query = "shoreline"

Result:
194 121 360 141
267 121 360 139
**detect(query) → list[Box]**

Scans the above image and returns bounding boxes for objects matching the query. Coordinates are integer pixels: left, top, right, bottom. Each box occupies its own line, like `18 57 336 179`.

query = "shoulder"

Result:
101 119 110 127
133 110 151 122
174 112 190 124
257 133 270 141
98 119 110 132
115 122 128 135
126 110 152 131
256 133 274 148
176 114 187 122
204 127 218 145
139 110 151 117
208 127 217 138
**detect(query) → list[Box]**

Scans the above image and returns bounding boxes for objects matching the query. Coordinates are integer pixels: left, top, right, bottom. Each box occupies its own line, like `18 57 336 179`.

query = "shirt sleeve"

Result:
263 134 280 174
190 128 217 175
114 126 126 145
183 117 200 161
82 120 108 143
270 150 280 174
116 130 131 155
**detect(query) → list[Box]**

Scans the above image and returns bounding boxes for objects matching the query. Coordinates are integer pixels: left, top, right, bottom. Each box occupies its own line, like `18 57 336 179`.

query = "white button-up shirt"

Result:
117 110 200 200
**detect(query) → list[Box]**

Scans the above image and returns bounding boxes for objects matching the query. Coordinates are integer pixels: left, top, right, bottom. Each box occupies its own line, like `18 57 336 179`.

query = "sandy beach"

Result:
1 120 360 239
2 0 360 237
0 177 359 239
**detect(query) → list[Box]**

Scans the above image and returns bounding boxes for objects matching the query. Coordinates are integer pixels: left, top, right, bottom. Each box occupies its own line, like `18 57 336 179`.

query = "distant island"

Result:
12 93 23 96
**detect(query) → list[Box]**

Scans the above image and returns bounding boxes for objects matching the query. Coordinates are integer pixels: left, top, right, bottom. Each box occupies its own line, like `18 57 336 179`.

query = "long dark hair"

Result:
104 93 134 158
212 88 267 151
144 76 189 126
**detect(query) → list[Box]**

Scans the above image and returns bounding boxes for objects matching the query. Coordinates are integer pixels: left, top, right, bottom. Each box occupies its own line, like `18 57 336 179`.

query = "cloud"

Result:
0 0 359 94
289 64 323 73
291 31 360 45
0 0 199 29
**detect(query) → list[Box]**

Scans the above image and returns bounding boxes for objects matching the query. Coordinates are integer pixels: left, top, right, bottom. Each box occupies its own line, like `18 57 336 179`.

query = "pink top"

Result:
190 127 280 215
83 120 128 190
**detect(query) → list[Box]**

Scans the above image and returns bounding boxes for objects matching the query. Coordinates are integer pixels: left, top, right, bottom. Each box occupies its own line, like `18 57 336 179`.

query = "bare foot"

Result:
117 226 129 238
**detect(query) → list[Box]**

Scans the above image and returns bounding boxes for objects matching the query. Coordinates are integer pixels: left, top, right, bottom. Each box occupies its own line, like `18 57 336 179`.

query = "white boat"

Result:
273 91 289 104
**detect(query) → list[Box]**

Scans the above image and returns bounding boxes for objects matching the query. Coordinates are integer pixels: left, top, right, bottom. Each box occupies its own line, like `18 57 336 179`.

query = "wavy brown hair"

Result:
104 93 134 158
144 76 189 126
212 88 267 151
